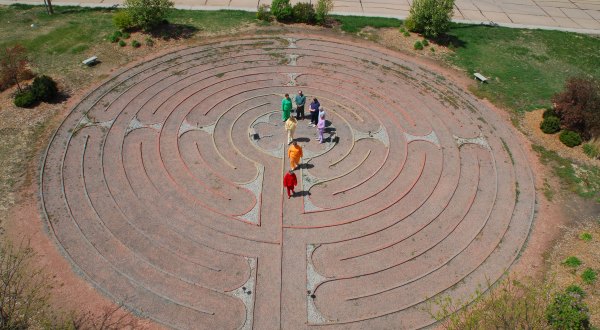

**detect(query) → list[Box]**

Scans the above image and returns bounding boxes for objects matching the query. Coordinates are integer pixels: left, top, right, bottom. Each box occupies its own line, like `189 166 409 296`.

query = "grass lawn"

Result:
444 24 600 112
333 15 402 33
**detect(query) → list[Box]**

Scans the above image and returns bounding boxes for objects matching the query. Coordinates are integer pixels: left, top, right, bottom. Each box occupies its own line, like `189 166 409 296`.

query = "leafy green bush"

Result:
563 256 582 268
315 0 333 25
405 0 455 38
414 41 424 50
122 32 131 39
31 75 58 102
540 116 561 134
560 130 583 147
583 143 599 159
256 4 271 21
271 0 293 22
546 289 590 330
113 10 134 30
119 40 126 47
581 268 597 284
13 89 36 108
430 47 435 53
579 232 592 241
403 31 410 37
108 34 120 43
422 39 429 46
123 0 174 31
292 2 316 24
145 37 154 46
131 40 141 48
543 107 558 119
565 285 585 297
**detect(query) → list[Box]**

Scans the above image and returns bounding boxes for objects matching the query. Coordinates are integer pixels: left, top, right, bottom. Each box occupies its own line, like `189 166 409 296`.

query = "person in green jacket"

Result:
281 94 292 122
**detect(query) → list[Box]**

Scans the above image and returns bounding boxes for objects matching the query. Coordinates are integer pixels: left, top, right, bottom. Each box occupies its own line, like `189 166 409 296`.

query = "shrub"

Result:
403 31 410 37
13 89 37 108
315 0 333 25
565 285 585 297
292 2 316 24
422 39 429 46
257 4 271 21
145 36 154 46
113 10 134 30
543 107 558 119
583 143 599 159
563 256 582 268
123 0 174 31
414 41 424 50
122 32 131 39
119 40 126 47
540 116 561 134
271 0 293 22
108 34 120 43
559 130 583 147
553 77 600 140
406 0 455 38
430 47 435 53
31 75 58 102
546 289 590 330
579 232 592 241
131 40 141 48
581 268 597 284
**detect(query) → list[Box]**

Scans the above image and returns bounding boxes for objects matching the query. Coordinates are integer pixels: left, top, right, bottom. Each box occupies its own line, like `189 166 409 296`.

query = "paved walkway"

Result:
41 34 535 329
1 0 600 33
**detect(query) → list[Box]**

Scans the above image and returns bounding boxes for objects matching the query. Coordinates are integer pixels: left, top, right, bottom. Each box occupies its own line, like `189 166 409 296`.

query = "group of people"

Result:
281 91 328 199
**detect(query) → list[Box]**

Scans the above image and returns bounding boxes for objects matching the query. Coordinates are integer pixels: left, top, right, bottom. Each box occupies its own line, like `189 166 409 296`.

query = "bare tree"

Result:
0 45 30 93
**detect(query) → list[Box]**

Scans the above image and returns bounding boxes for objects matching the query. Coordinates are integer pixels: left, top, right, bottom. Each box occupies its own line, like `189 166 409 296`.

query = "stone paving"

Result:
2 0 600 33
40 35 536 329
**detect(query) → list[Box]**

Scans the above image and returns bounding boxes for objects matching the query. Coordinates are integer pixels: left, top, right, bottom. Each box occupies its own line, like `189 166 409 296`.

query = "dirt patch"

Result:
522 109 600 167
376 28 452 61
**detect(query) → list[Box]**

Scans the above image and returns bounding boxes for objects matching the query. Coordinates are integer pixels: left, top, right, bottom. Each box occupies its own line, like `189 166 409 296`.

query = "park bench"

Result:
82 56 98 66
474 72 488 83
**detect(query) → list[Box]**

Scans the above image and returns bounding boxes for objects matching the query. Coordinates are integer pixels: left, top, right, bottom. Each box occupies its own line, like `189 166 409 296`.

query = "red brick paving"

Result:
40 35 535 329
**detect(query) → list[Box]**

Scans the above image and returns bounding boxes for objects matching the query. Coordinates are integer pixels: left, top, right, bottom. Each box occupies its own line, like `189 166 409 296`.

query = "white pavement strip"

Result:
454 134 490 150
227 257 257 330
238 164 264 225
404 130 440 147
354 125 390 147
306 244 331 325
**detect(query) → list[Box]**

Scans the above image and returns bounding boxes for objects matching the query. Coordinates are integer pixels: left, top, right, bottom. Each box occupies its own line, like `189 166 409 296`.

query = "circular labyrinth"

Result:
41 35 535 329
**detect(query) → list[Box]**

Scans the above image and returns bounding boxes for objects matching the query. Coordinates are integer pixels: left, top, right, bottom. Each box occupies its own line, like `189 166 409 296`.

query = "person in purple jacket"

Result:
317 109 326 143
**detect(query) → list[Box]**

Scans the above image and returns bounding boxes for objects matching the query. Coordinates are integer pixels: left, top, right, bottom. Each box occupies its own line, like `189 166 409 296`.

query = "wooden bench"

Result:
474 72 488 83
82 56 98 66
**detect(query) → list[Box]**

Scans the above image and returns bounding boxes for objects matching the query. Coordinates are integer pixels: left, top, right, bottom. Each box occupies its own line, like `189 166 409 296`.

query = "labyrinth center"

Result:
40 35 535 329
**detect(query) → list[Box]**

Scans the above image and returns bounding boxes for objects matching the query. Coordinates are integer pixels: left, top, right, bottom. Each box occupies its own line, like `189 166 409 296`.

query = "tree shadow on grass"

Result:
148 22 199 40
432 33 467 49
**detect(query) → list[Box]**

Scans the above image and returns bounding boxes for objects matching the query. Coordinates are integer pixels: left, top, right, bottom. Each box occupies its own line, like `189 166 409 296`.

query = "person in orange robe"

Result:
288 141 303 170
283 170 297 199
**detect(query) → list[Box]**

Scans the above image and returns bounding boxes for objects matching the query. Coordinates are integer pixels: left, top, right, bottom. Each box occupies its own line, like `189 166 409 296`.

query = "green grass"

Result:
444 24 600 112
563 256 582 268
581 268 597 284
579 232 592 242
532 145 600 202
167 9 256 33
333 15 402 33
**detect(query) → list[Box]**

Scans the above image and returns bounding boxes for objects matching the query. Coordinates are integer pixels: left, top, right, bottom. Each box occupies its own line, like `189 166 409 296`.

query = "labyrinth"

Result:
40 34 535 329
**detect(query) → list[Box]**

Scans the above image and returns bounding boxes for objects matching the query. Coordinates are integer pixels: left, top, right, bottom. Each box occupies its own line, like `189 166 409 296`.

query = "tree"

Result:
123 0 174 31
0 45 29 93
271 0 293 22
315 0 333 25
553 77 600 140
405 0 455 38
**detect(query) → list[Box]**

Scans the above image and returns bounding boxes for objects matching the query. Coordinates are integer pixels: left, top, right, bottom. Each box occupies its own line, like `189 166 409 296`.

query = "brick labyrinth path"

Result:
41 35 535 329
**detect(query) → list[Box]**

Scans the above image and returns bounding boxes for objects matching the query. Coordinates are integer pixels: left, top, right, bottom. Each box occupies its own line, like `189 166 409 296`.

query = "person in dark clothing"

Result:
309 98 320 127
295 90 306 120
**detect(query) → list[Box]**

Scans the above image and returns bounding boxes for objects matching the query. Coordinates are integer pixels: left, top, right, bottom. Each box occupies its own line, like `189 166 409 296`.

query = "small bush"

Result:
430 47 435 53
414 41 424 50
422 39 429 46
31 75 58 102
399 27 406 33
13 89 36 108
123 0 174 31
581 268 597 284
540 116 561 134
543 107 558 119
113 10 134 30
546 289 590 330
131 40 141 48
579 232 592 241
119 40 126 47
108 34 120 43
563 256 582 268
271 0 293 22
406 0 455 38
122 32 131 39
145 37 154 46
560 130 583 147
553 77 600 140
403 31 410 37
257 4 271 21
315 0 333 25
583 143 599 159
292 2 316 24
565 285 585 297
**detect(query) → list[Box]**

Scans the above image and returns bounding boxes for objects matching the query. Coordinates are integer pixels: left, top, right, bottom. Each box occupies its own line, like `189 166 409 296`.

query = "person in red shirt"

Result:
283 170 298 199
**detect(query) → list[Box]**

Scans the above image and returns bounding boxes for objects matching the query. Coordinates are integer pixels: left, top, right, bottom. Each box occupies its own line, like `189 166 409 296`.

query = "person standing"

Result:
295 90 306 120
284 117 297 145
317 110 326 143
309 98 320 127
288 141 303 170
283 170 298 199
281 94 292 122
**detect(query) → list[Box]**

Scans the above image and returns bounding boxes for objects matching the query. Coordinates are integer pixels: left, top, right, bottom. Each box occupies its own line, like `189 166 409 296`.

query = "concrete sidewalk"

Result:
1 0 599 34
